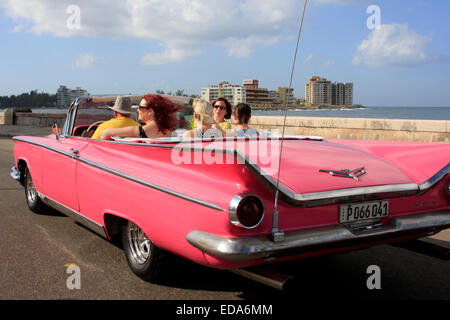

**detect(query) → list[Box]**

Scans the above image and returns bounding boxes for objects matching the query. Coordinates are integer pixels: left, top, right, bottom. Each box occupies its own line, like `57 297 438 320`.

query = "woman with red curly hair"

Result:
100 94 180 140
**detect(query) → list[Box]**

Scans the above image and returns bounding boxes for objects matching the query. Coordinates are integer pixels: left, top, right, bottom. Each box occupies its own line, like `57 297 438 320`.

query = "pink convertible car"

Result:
10 95 450 283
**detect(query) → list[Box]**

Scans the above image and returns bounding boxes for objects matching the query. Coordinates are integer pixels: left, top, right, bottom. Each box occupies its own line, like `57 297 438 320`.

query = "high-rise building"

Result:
305 77 332 105
57 85 89 107
305 77 353 106
201 81 246 106
343 83 353 106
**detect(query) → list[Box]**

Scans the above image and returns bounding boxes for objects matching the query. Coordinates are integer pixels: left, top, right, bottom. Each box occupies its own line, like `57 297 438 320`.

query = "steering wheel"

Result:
86 120 105 133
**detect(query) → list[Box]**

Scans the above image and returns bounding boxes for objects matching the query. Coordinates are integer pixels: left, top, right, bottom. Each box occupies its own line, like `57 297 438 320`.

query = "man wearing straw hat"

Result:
91 96 140 139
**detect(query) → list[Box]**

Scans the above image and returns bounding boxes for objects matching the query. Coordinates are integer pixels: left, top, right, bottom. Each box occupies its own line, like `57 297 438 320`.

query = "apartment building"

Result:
343 83 353 106
57 85 89 107
276 87 295 105
201 81 246 106
268 90 281 103
242 79 271 105
305 77 332 105
201 79 298 107
305 77 353 106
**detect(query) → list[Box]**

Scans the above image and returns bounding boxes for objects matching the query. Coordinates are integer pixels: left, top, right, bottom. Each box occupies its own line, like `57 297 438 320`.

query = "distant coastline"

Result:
252 106 450 121
250 103 367 111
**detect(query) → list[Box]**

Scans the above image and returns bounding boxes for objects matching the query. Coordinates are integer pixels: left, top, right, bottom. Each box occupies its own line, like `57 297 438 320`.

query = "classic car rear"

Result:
10 95 450 282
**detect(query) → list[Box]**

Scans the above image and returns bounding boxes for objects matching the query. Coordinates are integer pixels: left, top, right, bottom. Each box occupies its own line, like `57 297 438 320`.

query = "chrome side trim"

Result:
418 163 450 193
37 192 108 239
12 137 225 212
10 166 20 181
13 137 74 158
77 157 225 212
186 210 450 261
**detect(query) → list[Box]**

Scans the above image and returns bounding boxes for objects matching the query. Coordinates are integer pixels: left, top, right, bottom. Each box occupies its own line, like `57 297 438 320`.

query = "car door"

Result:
40 135 89 212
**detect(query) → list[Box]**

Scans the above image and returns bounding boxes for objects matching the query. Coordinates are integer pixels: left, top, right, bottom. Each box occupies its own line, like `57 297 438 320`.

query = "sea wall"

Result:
0 109 65 127
249 116 450 142
0 108 14 125
14 112 66 127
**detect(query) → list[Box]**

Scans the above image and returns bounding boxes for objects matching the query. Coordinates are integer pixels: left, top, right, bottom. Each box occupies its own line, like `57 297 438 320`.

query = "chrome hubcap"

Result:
127 222 151 264
26 172 37 205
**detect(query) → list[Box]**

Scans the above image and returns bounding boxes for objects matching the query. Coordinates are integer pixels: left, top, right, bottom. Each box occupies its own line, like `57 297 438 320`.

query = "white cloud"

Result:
324 59 336 65
73 54 95 68
141 48 202 65
223 36 279 58
73 53 103 69
314 0 371 5
0 0 301 63
352 24 431 67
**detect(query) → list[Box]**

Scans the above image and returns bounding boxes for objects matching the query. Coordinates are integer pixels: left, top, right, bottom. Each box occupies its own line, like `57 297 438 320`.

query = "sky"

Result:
0 0 449 107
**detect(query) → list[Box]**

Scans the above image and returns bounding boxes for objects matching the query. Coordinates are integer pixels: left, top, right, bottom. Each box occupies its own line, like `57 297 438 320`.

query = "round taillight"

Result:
229 194 264 229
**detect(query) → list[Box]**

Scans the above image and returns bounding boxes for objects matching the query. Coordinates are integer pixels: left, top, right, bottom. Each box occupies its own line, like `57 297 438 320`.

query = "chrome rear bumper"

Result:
10 166 20 181
186 210 450 261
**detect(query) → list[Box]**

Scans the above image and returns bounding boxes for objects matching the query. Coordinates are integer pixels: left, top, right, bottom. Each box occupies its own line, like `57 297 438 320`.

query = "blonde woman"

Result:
183 98 224 138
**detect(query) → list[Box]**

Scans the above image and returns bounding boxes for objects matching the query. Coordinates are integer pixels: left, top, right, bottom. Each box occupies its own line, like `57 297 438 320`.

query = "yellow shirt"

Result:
219 121 232 131
91 116 140 139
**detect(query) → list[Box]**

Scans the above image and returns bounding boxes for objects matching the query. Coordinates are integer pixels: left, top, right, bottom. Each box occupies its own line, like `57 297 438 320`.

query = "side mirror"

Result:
52 123 62 140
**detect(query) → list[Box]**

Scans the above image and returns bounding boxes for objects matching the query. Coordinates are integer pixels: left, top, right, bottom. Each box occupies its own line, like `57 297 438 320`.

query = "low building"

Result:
268 90 281 103
243 79 272 105
276 87 295 105
201 81 246 106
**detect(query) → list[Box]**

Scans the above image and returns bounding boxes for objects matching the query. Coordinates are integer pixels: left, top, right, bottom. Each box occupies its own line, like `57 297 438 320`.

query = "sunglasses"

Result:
213 105 226 110
137 105 152 111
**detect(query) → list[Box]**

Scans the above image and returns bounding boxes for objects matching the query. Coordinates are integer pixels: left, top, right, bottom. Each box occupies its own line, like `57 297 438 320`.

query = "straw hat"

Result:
108 96 134 114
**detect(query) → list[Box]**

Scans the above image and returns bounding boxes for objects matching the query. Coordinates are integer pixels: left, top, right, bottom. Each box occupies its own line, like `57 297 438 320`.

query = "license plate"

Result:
339 200 389 223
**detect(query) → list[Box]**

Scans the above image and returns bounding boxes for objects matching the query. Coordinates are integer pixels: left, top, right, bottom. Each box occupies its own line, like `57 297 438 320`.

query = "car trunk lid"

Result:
240 138 415 195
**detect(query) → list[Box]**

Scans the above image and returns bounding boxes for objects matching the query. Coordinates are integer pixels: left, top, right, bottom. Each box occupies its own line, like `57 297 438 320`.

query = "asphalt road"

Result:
1 137 449 301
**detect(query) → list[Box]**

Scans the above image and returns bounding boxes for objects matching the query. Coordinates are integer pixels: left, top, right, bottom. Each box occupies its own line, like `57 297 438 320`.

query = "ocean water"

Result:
253 106 450 121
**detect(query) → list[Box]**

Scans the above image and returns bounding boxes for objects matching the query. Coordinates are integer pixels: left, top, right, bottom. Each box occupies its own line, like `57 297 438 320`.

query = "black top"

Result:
138 126 148 138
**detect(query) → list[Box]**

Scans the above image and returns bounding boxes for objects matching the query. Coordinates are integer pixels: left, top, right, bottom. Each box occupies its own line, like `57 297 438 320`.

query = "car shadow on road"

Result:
138 247 450 300
128 252 381 300
37 206 67 217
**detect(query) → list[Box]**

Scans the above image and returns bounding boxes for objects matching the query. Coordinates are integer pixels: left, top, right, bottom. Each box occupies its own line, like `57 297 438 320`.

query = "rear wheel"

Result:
24 167 47 214
122 221 166 282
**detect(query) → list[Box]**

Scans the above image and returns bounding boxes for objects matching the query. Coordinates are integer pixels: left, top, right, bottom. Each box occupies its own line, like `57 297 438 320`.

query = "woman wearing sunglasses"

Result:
100 94 180 140
191 97 232 132
212 97 232 131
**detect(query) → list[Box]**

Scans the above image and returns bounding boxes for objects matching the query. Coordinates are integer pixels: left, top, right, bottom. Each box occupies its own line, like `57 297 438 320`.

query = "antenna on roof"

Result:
271 0 308 242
